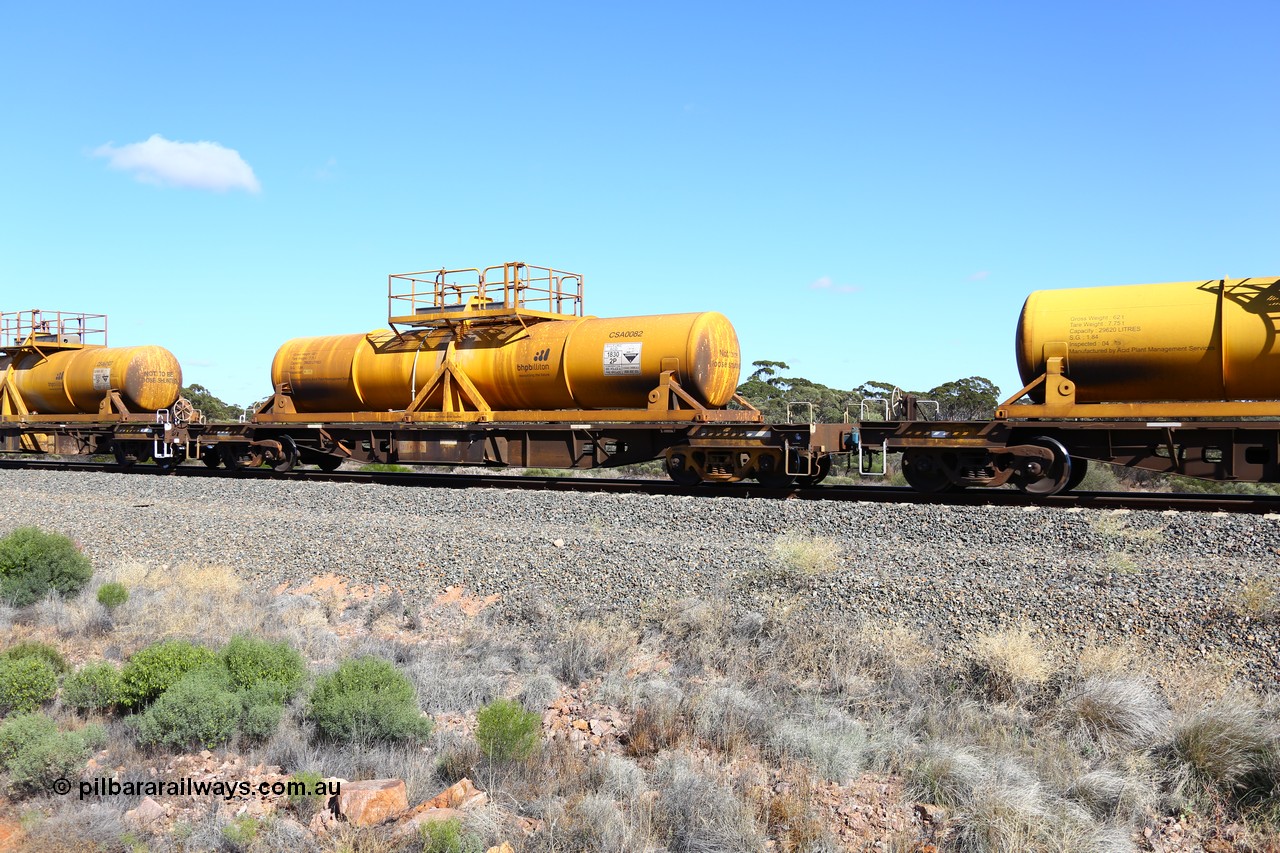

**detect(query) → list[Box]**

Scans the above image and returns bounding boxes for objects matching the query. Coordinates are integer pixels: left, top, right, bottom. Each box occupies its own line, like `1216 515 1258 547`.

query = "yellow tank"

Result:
1 345 183 413
271 312 742 412
1016 277 1280 403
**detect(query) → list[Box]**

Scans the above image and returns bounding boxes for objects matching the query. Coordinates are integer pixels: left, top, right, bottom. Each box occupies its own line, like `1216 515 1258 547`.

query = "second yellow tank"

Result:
271 312 742 413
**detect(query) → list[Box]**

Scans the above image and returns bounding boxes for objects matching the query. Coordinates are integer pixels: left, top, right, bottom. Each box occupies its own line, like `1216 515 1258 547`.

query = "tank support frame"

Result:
999 356 1280 419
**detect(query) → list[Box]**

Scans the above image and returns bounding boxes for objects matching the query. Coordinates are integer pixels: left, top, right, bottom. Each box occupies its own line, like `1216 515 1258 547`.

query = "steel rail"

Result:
2 457 1279 515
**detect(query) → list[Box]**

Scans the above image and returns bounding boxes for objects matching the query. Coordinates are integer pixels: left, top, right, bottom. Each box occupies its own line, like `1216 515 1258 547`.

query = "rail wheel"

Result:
219 445 247 469
271 435 298 473
755 453 794 488
796 455 832 487
201 449 222 469
666 452 702 486
901 449 956 493
315 454 343 472
111 441 139 468
1065 456 1089 492
1015 436 1073 496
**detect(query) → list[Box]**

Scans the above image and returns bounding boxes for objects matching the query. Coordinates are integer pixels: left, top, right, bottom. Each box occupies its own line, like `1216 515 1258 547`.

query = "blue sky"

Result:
2 2 1277 407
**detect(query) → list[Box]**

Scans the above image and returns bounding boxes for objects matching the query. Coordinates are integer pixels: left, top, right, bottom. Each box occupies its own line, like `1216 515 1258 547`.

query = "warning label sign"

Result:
92 367 112 391
603 342 642 376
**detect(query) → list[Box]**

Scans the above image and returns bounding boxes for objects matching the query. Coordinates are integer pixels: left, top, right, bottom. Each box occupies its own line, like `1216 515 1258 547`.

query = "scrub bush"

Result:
419 816 484 853
0 713 57 764
0 527 93 606
475 697 541 761
135 668 241 749
0 657 59 714
1 640 69 673
287 770 329 821
0 713 105 792
119 639 217 709
239 681 287 741
96 582 129 610
220 635 306 697
307 657 432 742
62 662 122 713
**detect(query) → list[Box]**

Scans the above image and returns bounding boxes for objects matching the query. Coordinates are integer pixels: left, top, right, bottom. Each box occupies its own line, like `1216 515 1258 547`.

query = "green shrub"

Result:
96 582 129 609
135 669 240 749
0 713 57 764
0 527 93 606
419 817 483 853
288 770 329 821
62 662 122 713
239 688 285 741
475 697 541 761
221 815 261 850
221 635 305 697
0 713 105 792
119 639 217 709
0 657 58 714
307 657 432 742
1 641 69 674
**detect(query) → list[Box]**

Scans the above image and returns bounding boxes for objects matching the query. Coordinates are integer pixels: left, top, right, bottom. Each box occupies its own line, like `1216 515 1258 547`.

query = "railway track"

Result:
4 457 1280 515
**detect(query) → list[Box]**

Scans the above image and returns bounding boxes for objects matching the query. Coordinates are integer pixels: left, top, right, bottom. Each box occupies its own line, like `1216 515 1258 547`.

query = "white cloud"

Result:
93 134 261 193
968 270 991 281
810 276 860 294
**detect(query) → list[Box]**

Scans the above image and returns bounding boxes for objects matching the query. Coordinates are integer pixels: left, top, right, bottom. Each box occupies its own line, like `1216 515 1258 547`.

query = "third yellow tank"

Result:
1016 276 1280 403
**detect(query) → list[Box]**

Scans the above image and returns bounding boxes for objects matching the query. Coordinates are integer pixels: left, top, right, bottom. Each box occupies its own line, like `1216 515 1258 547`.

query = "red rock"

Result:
425 778 487 811
125 796 165 828
0 819 23 853
393 807 461 836
913 803 946 826
336 779 408 826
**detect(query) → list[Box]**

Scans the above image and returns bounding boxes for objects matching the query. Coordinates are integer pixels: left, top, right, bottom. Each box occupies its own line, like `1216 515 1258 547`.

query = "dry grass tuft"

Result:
757 767 837 853
904 741 990 808
970 626 1051 702
950 779 1047 852
1169 692 1276 804
1073 639 1150 681
691 684 779 757
1238 577 1279 620
1090 513 1165 545
768 533 843 580
554 617 635 685
1061 677 1171 753
650 752 766 852
103 561 261 647
1066 769 1155 822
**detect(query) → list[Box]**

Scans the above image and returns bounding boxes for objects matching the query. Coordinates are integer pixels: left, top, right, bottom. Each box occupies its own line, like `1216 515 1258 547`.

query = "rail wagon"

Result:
853 276 1280 494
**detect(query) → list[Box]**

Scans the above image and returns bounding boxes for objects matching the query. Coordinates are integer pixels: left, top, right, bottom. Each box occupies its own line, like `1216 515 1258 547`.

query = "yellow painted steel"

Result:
1016 277 1280 403
271 312 742 413
0 346 183 414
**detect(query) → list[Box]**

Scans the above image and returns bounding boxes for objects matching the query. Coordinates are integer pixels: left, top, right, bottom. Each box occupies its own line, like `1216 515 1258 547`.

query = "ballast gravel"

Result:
1 470 1276 685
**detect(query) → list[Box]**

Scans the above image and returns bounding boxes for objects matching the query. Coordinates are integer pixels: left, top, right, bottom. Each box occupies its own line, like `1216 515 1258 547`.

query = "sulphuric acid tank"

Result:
271 312 742 413
0 346 183 413
1015 277 1280 403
